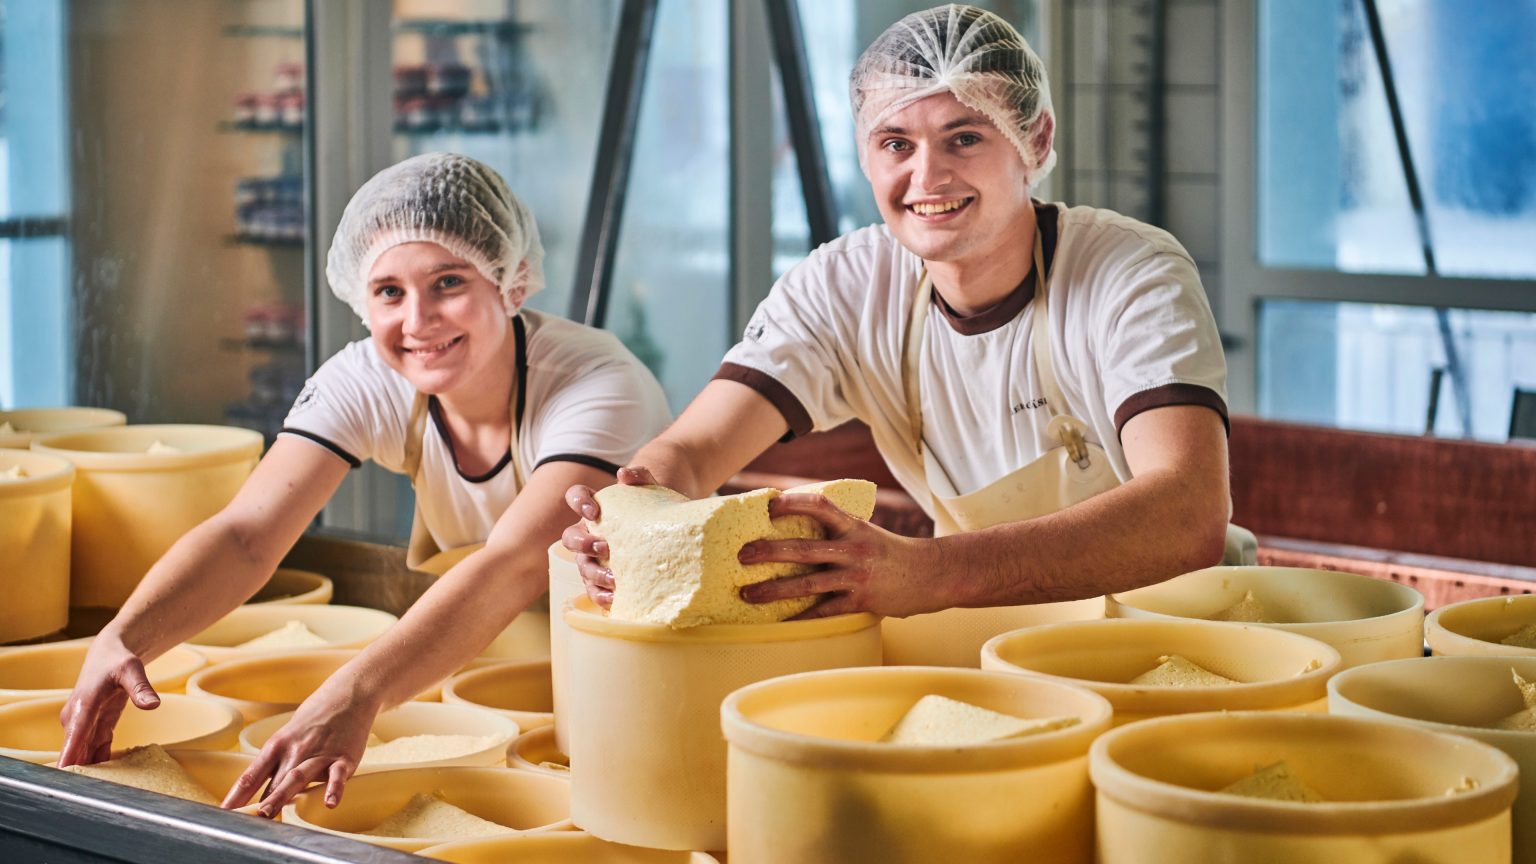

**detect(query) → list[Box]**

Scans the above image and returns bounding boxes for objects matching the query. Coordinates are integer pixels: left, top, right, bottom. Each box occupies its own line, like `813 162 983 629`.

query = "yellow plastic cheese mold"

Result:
416 543 553 662
420 831 721 863
0 640 206 706
0 407 125 449
1426 594 1536 657
31 424 263 608
186 648 437 723
0 448 75 643
563 595 881 851
55 748 262 815
0 693 241 763
1107 565 1424 667
548 540 584 754
508 726 569 778
282 765 572 853
241 701 519 772
246 568 334 605
182 603 397 664
1330 655 1536 861
444 658 554 732
981 618 1341 726
721 665 1112 864
881 596 1105 668
1090 710 1517 864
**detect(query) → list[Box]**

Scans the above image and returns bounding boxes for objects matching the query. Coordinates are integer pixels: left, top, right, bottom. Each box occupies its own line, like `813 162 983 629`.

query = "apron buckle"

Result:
1050 417 1091 470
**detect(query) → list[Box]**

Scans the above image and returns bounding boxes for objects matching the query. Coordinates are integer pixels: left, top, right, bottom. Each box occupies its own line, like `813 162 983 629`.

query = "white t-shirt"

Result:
281 309 672 550
717 202 1227 511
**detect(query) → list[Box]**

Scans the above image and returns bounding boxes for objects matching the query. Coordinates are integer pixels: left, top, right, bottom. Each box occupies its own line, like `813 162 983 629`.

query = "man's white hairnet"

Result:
326 152 545 326
850 4 1056 187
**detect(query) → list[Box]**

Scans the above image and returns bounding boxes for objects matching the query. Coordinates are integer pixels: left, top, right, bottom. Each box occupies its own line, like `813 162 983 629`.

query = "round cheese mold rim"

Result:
240 701 521 772
0 407 125 448
1427 594 1536 657
246 568 334 605
0 641 206 705
443 658 554 732
0 693 242 764
506 725 568 777
0 448 75 493
981 618 1342 720
419 831 721 862
31 423 264 470
185 649 368 723
1106 565 1424 667
565 601 879 644
1089 710 1517 835
183 604 398 664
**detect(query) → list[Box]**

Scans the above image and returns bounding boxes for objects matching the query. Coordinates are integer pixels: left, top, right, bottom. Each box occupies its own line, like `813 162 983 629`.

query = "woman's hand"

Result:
737 493 946 619
222 685 379 818
561 466 657 608
58 634 162 767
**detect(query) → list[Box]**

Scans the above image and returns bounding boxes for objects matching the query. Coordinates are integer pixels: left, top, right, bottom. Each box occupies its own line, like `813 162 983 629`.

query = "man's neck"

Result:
926 203 1038 316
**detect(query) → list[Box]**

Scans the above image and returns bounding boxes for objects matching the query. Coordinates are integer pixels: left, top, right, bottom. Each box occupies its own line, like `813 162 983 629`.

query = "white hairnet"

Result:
326 152 544 326
850 4 1056 187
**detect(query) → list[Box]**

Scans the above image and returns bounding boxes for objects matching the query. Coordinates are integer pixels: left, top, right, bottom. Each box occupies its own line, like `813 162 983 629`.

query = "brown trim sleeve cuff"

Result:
713 362 815 442
1114 383 1231 437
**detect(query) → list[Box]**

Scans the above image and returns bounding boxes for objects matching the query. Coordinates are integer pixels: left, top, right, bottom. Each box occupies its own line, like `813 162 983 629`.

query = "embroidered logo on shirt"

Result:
744 315 768 343
292 381 319 412
1011 397 1048 415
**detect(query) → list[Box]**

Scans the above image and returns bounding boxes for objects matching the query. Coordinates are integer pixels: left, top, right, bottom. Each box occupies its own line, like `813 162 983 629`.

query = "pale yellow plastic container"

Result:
246 568 333 605
1426 594 1536 657
421 832 721 863
721 665 1113 864
282 765 571 853
184 648 430 723
1090 711 1517 864
1107 565 1425 667
1330 655 1536 861
443 659 554 732
881 596 1104 668
52 748 261 814
0 407 125 449
32 424 263 608
241 701 519 771
508 726 570 779
0 693 242 763
549 541 584 753
182 603 398 664
0 640 206 705
419 543 552 662
981 618 1341 726
564 596 882 851
0 449 74 643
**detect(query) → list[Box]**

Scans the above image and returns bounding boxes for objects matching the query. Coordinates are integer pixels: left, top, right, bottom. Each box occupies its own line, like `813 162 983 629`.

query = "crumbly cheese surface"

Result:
879 695 1079 746
1130 654 1238 687
145 440 183 454
1210 590 1273 623
1500 624 1536 650
232 620 331 651
1219 761 1324 802
1491 668 1536 730
596 478 878 627
0 465 23 480
61 744 216 805
359 733 502 766
364 792 508 839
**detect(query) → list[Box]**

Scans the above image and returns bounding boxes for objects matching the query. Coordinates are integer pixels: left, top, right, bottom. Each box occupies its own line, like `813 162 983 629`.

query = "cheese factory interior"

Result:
0 1 1533 862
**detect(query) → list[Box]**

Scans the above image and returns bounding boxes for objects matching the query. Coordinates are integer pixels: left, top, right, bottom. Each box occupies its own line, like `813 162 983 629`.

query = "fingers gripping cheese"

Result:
594 479 878 627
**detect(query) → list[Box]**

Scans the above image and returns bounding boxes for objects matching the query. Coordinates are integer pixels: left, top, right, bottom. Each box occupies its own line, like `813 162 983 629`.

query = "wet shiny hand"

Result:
222 689 377 817
561 466 658 609
58 634 161 768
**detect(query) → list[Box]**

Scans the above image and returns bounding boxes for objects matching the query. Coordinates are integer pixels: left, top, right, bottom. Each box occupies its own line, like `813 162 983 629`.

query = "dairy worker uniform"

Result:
281 308 672 560
717 202 1229 666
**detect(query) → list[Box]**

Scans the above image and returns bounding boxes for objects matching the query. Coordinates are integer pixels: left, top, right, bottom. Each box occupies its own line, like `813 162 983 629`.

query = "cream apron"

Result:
881 229 1119 667
401 314 550 659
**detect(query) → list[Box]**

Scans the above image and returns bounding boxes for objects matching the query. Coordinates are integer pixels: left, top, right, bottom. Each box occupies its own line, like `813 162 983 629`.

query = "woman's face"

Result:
366 241 510 397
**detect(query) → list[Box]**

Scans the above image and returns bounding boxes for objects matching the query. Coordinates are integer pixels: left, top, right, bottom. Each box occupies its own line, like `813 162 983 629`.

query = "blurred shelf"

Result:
393 19 531 38
220 337 306 353
393 121 532 137
221 24 304 39
219 121 304 135
225 233 304 247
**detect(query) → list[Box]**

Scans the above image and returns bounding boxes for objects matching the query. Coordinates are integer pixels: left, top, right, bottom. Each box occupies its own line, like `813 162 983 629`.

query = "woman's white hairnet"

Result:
326 152 545 326
850 4 1056 187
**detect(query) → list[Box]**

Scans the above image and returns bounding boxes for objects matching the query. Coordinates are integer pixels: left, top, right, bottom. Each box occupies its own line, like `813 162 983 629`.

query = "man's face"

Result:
863 92 1034 267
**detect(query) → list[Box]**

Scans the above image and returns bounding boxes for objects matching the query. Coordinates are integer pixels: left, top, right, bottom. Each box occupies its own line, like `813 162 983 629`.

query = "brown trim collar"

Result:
932 201 1059 336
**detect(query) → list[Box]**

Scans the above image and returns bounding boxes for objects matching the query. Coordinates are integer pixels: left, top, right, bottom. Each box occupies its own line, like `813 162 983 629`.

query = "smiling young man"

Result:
565 5 1234 665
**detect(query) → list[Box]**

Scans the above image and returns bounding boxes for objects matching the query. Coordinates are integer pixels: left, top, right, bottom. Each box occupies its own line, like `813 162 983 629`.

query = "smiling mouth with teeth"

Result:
404 335 464 356
908 197 974 216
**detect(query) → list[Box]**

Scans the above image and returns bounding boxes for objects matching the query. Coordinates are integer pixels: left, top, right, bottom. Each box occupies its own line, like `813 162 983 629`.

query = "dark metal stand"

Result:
763 0 838 248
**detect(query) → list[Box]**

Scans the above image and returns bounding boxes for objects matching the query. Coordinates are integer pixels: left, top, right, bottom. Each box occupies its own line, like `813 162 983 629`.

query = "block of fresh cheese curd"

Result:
1209 590 1274 623
1491 668 1536 731
1500 624 1536 649
1130 654 1238 687
1219 761 1324 802
146 440 183 454
0 465 23 480
359 734 504 767
60 744 217 805
233 620 331 651
879 695 1080 746
364 792 508 839
594 478 878 627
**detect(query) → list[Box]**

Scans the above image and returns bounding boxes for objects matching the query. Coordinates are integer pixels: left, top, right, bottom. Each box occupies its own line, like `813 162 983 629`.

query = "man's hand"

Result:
58 633 162 767
561 466 657 608
737 493 945 619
